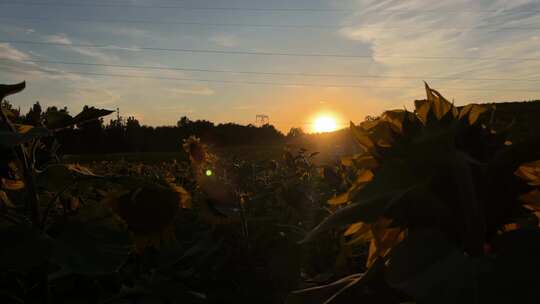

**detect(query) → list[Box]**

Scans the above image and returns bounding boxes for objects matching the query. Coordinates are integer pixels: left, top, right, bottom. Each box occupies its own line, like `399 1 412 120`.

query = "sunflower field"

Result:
1 81 540 304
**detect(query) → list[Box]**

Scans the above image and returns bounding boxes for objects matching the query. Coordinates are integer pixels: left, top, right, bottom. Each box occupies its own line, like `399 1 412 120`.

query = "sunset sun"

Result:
313 116 338 133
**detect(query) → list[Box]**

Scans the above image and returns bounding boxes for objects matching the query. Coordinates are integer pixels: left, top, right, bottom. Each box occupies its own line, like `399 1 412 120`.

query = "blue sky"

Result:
1 0 540 132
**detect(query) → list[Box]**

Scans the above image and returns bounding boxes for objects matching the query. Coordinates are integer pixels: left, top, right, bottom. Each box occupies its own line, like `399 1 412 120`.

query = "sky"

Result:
1 0 540 132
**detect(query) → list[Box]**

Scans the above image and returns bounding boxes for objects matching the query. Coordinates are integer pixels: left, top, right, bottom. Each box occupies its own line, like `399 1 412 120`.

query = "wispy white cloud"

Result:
209 34 240 48
46 33 119 62
233 104 255 110
168 87 215 96
0 43 30 62
339 0 540 103
46 34 72 45
0 43 83 81
156 104 195 113
3 0 539 129
68 87 122 107
108 27 150 38
73 47 118 62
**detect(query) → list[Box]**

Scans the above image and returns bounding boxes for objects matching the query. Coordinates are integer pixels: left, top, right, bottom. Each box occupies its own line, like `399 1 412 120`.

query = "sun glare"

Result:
313 116 338 133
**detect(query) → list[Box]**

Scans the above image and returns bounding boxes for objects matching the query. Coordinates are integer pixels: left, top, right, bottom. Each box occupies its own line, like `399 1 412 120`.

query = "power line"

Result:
2 15 540 31
12 59 540 82
0 1 349 12
3 2 540 14
4 66 540 93
0 16 338 29
3 40 540 61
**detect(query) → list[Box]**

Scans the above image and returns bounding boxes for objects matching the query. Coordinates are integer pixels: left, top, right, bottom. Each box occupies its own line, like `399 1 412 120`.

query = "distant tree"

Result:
16 98 540 156
126 116 140 129
45 105 69 116
126 116 143 151
177 116 192 128
25 101 42 125
104 115 127 152
287 127 305 138
26 104 289 154
1 99 21 121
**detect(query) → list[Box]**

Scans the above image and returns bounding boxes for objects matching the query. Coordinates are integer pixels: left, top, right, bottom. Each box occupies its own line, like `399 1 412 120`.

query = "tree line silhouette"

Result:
4 98 540 156
4 101 288 154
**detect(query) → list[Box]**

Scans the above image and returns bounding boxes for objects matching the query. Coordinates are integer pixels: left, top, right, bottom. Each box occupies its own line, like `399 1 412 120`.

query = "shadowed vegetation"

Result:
1 81 540 304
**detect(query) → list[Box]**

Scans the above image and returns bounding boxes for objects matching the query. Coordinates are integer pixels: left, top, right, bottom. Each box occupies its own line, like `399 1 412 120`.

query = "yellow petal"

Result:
1 178 25 191
344 222 365 236
350 121 374 152
467 104 488 125
14 124 34 134
415 100 430 125
0 190 15 208
328 192 350 206
521 189 540 209
366 218 404 268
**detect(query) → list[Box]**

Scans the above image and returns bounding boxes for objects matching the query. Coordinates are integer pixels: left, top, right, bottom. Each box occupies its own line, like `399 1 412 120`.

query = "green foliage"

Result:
43 110 73 130
50 203 133 276
0 82 340 303
0 82 135 303
45 106 115 130
0 223 53 272
3 81 540 304
0 127 50 148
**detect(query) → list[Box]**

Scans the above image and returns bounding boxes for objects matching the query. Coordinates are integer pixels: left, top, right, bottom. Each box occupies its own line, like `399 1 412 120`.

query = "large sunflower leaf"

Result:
45 107 114 130
486 229 540 304
366 218 404 267
350 122 374 152
369 121 395 147
340 154 378 169
0 223 53 272
72 107 114 125
36 163 100 191
301 187 413 243
0 82 25 101
386 229 481 303
50 203 133 276
353 155 432 202
0 127 50 148
329 169 374 206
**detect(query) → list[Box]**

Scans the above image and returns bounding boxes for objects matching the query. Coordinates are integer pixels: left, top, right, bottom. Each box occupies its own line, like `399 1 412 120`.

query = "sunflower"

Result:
103 181 191 253
182 136 208 166
305 82 540 264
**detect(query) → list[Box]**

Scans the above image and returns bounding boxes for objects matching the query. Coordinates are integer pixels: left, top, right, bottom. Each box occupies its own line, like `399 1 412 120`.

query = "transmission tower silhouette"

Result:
255 114 269 125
